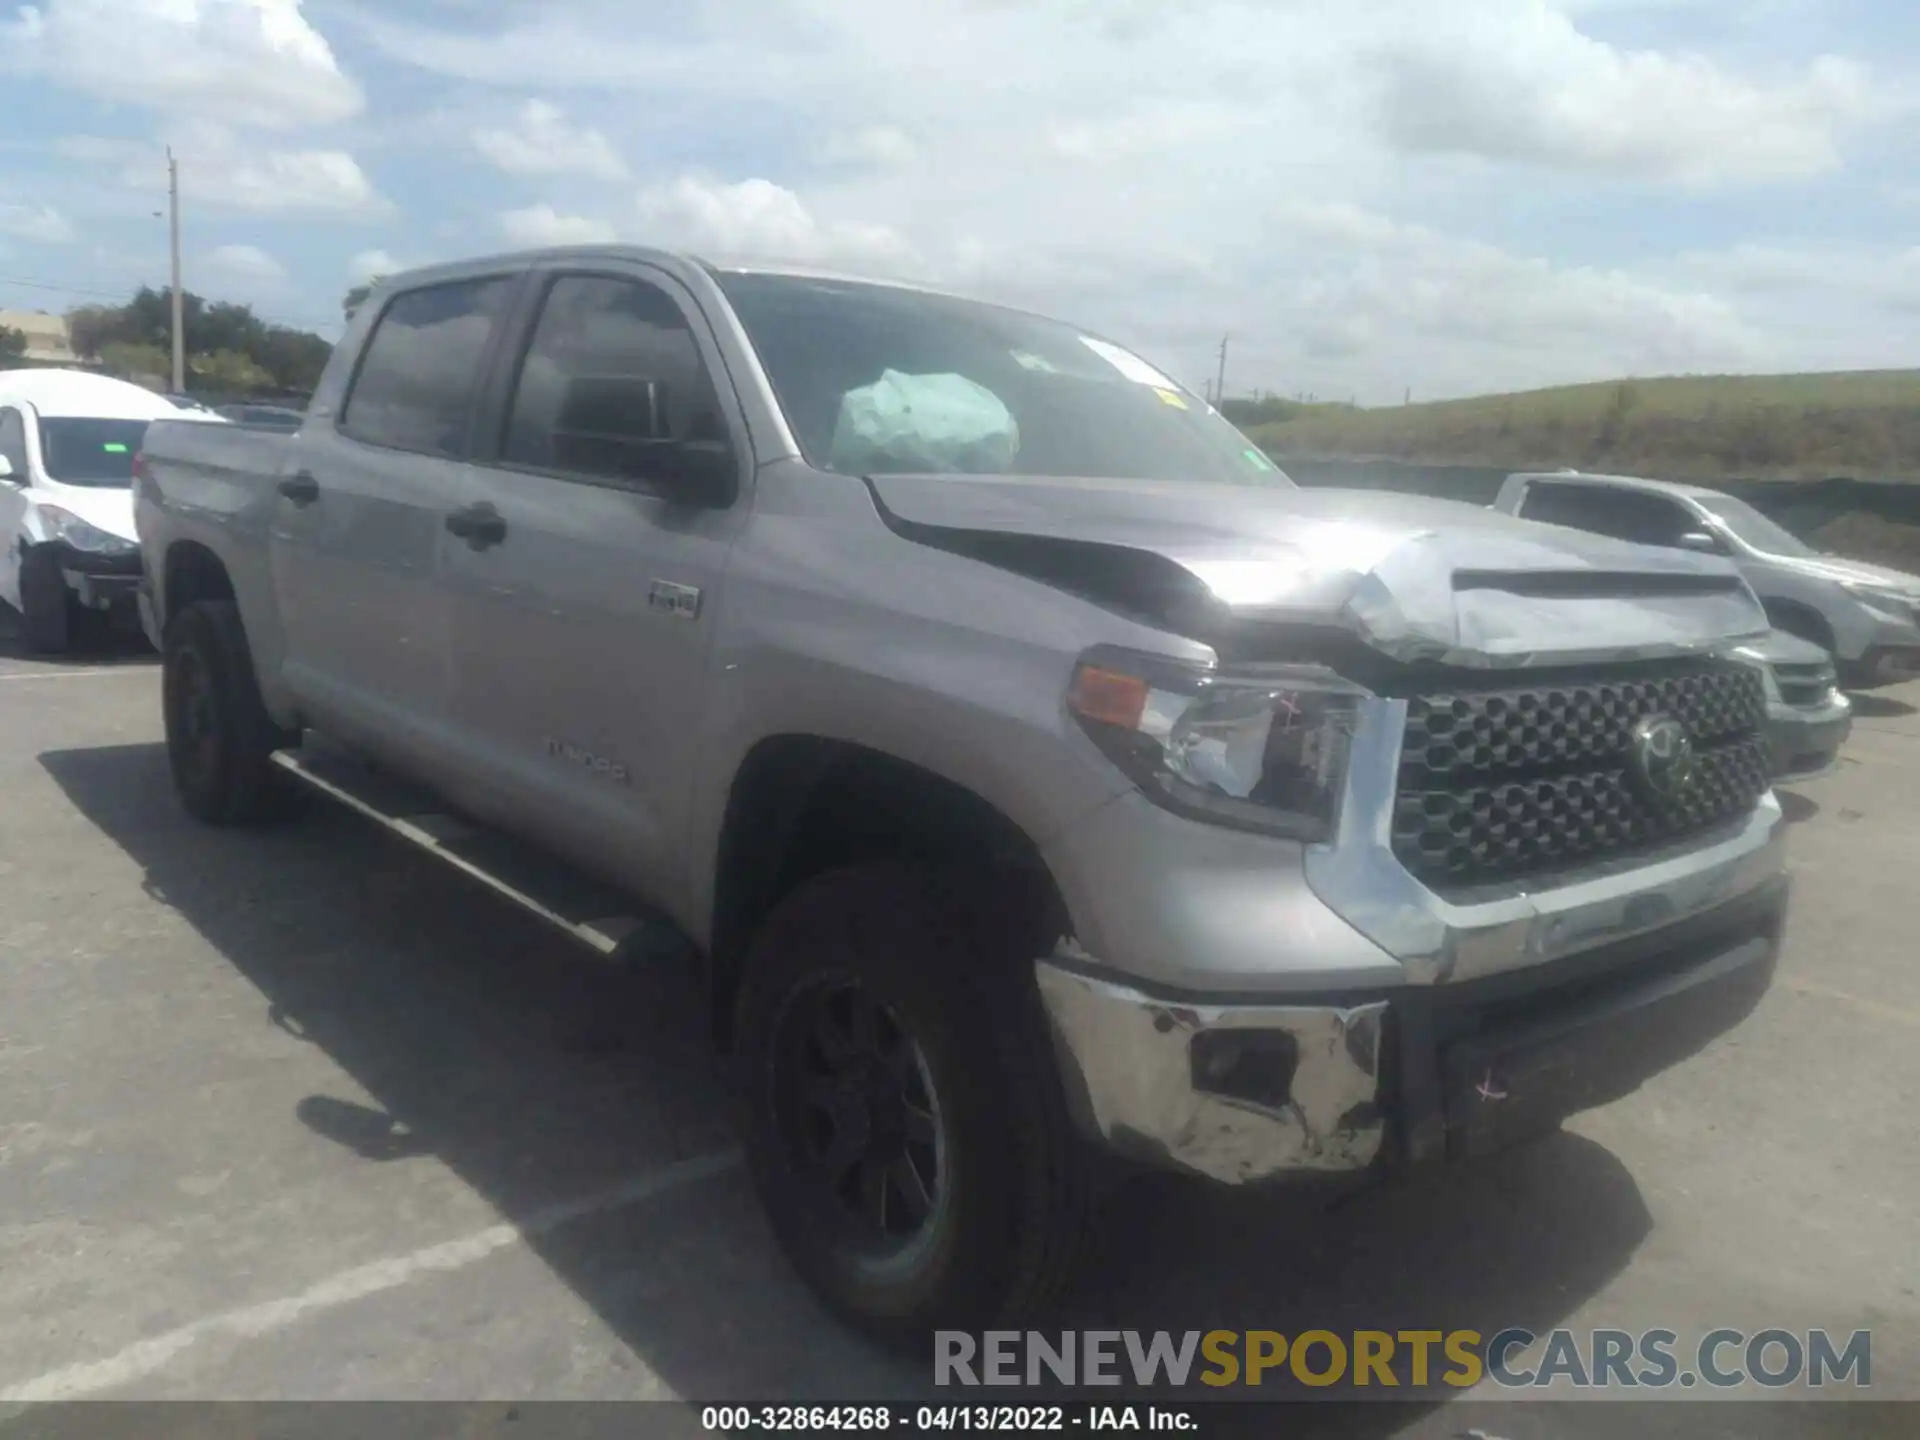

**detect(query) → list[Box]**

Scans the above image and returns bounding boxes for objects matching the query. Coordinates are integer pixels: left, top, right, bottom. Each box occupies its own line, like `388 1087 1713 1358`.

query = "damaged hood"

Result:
867 474 1771 667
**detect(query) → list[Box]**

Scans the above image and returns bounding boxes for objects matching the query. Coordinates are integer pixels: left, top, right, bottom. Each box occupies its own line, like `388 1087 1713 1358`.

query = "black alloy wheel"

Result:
772 977 946 1255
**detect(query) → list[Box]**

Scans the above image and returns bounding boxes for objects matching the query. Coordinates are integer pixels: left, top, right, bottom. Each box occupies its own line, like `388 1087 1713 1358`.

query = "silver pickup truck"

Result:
134 246 1790 1340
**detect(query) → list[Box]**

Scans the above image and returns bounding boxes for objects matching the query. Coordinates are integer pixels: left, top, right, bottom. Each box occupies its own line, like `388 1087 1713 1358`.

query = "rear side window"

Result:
1521 483 1695 547
500 274 726 486
342 277 516 457
1519 483 1609 530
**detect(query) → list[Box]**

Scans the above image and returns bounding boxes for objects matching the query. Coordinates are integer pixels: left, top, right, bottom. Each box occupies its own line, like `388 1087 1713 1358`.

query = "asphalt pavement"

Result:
1 613 1916 1436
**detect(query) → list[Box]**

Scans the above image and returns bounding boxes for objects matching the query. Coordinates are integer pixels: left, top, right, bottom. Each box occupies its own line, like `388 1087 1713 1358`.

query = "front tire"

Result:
735 863 1093 1342
162 599 298 825
19 547 73 655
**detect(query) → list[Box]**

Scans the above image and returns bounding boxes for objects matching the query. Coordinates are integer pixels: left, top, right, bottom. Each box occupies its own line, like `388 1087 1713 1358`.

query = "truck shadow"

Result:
1846 692 1918 719
40 741 1652 1426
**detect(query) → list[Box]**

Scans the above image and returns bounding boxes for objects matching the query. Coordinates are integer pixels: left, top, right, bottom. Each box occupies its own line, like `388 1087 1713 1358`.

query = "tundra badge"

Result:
545 737 631 785
649 580 702 620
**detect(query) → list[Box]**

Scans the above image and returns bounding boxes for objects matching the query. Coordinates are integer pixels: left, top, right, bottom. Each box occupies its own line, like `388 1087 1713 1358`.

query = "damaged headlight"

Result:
1066 646 1367 842
35 504 136 555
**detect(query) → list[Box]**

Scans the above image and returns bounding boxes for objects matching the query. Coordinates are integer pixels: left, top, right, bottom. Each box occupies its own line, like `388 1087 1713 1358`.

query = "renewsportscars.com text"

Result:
933 1329 1872 1391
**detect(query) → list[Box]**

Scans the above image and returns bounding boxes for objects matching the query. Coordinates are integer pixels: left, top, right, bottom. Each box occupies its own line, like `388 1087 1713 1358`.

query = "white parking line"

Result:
0 1148 741 1403
0 667 153 681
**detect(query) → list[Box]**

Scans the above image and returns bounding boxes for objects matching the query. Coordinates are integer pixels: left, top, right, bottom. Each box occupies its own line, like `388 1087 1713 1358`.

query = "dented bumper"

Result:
1035 877 1785 1185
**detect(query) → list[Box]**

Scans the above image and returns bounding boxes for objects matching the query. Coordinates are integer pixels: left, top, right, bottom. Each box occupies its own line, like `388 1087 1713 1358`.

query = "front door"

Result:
270 273 520 771
0 405 29 611
439 263 753 908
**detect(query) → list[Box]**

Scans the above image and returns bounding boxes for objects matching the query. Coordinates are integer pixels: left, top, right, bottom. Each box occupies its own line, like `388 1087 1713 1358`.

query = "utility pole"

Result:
168 146 185 394
1214 334 1229 409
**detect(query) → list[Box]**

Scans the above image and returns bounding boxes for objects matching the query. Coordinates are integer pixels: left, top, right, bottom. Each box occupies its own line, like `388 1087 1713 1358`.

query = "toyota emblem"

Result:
1629 714 1696 802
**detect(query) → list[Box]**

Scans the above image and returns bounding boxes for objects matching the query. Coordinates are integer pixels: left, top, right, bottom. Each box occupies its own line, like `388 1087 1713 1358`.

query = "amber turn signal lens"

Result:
1068 664 1150 730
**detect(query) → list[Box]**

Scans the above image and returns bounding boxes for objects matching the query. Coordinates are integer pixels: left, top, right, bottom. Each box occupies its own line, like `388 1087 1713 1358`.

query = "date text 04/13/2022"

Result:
699 1406 1197 1432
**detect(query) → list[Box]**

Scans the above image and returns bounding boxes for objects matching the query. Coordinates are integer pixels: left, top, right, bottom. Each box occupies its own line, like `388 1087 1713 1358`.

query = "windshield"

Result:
36 418 151 488
713 271 1290 487
1694 493 1816 558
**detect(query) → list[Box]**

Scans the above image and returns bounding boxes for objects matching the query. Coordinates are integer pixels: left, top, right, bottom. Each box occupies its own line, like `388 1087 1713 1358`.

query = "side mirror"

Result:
651 437 738 507
1678 531 1722 553
0 455 14 482
553 375 736 507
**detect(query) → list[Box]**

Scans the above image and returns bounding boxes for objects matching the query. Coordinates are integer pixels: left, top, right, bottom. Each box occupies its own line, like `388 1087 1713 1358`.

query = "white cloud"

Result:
818 126 918 169
335 0 1910 398
1679 241 1920 314
349 248 401 281
633 176 917 271
499 203 618 246
0 203 74 244
1045 102 1252 162
203 242 285 281
57 125 387 215
3 0 362 130
1369 12 1881 184
193 149 384 214
473 99 627 181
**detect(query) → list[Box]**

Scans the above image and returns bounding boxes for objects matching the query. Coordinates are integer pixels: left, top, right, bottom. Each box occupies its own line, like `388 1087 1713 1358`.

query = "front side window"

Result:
1610 493 1707 549
342 276 516 457
35 418 151 487
1694 493 1815 558
501 274 727 486
713 271 1289 487
0 407 26 477
1523 484 1700 549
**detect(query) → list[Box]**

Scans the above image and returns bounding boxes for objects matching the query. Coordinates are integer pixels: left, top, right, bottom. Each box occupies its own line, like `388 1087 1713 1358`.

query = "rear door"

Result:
271 272 521 770
438 260 754 904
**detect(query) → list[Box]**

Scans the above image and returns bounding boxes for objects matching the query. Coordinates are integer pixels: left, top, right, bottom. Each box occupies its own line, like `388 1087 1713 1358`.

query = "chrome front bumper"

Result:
1034 961 1387 1184
1035 878 1786 1186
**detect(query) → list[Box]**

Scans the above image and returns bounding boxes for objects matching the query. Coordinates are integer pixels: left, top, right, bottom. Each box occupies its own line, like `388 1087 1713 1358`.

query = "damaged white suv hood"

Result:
867 474 1771 668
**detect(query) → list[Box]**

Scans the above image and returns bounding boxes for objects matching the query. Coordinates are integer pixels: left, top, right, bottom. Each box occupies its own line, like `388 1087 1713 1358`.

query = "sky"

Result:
0 0 1914 404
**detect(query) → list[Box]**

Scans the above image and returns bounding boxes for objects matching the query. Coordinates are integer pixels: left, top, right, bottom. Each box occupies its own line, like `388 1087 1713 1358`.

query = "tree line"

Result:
45 287 335 397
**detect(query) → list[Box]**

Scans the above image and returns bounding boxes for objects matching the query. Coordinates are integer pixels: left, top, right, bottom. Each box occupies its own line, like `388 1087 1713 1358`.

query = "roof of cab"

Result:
368 244 1025 315
0 368 201 422
1508 467 1731 503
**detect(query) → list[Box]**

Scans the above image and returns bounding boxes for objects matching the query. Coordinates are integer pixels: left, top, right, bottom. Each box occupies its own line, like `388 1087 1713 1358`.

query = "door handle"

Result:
445 503 507 550
277 472 320 506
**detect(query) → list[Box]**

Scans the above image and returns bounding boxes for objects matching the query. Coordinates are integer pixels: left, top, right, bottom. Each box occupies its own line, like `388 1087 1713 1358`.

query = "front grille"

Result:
1391 659 1770 892
1772 662 1834 709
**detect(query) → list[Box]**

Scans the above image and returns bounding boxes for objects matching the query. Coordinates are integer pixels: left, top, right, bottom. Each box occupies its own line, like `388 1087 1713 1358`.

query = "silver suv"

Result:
1496 469 1920 688
135 248 1790 1337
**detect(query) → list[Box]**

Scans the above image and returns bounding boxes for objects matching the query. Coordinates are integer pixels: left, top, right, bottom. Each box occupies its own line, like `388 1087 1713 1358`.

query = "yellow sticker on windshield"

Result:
1153 388 1188 410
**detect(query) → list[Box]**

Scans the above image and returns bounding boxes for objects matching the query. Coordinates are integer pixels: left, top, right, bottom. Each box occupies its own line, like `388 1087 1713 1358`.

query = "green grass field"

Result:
1237 370 1920 483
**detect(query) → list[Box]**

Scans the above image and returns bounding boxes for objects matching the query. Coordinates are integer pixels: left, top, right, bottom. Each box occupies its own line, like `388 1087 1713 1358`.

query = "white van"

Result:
0 370 224 652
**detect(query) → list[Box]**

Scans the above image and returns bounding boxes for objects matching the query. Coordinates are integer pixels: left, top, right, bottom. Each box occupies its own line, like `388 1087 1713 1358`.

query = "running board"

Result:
270 747 686 966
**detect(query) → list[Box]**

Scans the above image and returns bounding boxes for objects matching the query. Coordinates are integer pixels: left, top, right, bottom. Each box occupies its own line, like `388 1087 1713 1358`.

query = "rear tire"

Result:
20 548 73 655
163 599 299 825
734 862 1093 1343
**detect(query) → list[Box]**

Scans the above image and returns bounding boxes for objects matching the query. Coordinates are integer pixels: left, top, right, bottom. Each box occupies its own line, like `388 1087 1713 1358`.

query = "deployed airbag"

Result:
828 370 1019 475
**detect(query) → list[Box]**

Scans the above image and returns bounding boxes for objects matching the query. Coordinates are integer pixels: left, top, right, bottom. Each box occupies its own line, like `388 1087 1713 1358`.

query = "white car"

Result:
0 370 225 653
